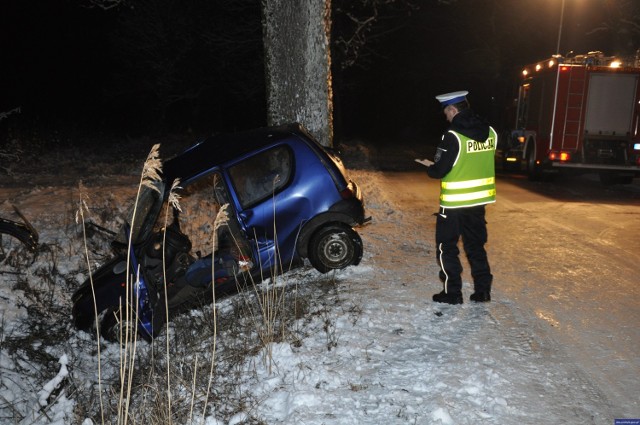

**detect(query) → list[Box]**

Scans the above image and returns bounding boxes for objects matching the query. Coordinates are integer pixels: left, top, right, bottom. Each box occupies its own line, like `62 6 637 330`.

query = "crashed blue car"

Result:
72 123 368 341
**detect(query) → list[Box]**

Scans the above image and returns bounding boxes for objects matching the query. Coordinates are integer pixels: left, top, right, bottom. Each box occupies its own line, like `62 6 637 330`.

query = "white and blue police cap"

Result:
435 90 469 106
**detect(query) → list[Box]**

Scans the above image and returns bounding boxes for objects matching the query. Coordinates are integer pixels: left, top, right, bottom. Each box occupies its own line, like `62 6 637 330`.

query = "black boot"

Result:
470 291 491 302
432 290 463 305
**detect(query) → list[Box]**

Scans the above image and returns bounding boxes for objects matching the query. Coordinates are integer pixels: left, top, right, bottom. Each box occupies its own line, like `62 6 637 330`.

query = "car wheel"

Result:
99 305 138 344
308 223 363 273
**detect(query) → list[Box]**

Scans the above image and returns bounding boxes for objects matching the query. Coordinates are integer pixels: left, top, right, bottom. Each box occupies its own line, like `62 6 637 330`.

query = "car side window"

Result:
172 173 225 255
228 145 293 208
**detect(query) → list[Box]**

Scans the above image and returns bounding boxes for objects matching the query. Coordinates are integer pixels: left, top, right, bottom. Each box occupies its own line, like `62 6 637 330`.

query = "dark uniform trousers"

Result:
435 205 492 295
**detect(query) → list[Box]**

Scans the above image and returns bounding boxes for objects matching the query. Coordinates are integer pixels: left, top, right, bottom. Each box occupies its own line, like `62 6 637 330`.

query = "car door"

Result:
226 144 298 270
226 139 345 271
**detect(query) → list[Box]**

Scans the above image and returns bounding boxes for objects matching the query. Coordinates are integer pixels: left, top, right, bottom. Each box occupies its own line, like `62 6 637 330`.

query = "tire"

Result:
497 131 513 173
99 305 140 343
526 140 541 181
308 223 363 273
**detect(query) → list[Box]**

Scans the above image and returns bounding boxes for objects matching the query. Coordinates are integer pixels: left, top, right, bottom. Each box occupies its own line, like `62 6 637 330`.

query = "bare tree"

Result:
261 0 420 146
587 0 640 56
332 0 418 70
83 0 426 142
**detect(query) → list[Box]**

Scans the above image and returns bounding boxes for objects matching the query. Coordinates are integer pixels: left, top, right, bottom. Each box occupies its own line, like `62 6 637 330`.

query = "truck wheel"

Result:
526 141 542 181
498 131 514 172
308 223 363 273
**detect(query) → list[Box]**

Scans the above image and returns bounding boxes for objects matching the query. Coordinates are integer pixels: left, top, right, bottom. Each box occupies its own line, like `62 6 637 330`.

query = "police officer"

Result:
420 91 496 304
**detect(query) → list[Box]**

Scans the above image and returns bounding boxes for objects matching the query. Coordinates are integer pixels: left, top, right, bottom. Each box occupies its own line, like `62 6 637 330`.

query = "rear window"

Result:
228 145 293 208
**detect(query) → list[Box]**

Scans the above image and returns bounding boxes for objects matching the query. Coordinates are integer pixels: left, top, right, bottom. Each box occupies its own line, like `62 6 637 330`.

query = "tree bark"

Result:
261 0 334 146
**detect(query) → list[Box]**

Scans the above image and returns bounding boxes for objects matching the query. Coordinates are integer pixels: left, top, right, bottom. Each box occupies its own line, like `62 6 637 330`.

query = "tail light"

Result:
548 151 571 162
340 187 355 199
340 181 357 199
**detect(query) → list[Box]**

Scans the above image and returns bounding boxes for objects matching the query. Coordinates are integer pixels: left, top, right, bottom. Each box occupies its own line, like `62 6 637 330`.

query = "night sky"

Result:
1 0 637 145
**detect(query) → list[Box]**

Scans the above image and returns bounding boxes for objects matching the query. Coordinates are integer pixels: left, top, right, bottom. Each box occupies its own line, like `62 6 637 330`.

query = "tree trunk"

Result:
261 0 334 146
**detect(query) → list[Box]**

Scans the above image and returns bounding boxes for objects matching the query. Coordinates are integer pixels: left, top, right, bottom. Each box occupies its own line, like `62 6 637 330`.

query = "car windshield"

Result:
114 181 165 246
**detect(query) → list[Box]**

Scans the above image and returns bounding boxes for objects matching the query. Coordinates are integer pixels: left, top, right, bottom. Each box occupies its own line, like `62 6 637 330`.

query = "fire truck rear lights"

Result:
549 151 571 162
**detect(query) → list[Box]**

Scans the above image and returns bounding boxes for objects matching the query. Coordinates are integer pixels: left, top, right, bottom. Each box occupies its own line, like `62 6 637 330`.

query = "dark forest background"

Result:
1 0 638 148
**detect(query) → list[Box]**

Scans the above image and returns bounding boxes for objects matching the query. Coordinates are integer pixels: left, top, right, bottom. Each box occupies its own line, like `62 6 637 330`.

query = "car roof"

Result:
162 122 311 185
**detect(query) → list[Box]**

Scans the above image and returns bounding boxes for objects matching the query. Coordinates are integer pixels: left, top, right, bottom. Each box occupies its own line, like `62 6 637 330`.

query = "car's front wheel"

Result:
99 305 140 344
308 223 363 273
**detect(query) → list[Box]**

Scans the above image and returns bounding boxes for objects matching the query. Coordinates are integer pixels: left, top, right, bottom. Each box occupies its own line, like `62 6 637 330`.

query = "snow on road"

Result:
1 147 639 424
248 168 625 425
489 173 640 420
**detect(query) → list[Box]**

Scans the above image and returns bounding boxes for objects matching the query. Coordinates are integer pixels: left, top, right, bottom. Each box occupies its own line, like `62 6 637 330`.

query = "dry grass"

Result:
0 140 353 425
0 234 340 424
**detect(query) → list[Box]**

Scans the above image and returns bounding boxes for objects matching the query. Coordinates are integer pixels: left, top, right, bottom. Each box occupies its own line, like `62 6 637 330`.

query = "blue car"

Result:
72 123 368 341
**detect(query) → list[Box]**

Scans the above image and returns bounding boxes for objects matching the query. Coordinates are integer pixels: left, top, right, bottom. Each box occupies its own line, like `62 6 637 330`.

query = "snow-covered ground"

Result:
1 140 639 424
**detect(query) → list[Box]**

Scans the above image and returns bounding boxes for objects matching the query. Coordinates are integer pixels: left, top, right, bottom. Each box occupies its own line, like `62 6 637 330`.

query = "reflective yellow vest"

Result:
440 127 497 208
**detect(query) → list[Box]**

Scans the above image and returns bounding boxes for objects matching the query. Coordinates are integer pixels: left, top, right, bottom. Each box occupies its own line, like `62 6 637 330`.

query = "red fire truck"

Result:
498 51 640 184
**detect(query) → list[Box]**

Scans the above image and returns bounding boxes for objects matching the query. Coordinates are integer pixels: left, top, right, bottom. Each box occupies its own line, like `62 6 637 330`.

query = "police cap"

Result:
435 90 469 106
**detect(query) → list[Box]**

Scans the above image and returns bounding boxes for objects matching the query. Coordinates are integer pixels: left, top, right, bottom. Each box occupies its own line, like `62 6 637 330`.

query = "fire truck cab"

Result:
498 51 640 184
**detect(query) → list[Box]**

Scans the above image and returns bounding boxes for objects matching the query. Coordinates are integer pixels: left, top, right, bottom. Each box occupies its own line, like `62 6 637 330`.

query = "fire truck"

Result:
498 51 640 184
